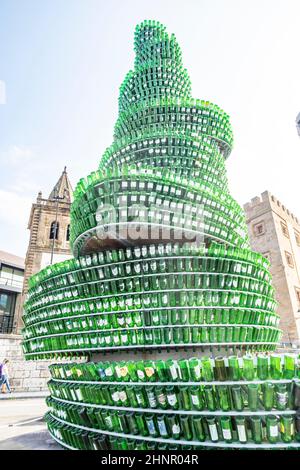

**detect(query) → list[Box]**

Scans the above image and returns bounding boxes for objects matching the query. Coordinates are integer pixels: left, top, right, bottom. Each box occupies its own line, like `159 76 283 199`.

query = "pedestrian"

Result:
0 359 12 393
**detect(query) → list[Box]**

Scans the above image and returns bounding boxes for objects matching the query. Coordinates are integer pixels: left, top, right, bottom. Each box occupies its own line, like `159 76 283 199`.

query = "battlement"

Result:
244 191 300 226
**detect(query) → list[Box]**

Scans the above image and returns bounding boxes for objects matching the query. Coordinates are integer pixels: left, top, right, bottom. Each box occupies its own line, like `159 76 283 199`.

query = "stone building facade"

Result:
19 166 73 326
244 191 300 342
0 168 73 392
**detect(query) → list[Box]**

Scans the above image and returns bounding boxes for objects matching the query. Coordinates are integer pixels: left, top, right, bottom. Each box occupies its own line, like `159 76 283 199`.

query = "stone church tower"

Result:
16 167 73 332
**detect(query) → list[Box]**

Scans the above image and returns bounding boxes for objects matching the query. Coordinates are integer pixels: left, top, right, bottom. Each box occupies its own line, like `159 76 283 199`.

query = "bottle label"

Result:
222 428 232 440
167 393 177 406
276 392 288 407
119 366 128 378
75 389 83 401
148 392 157 407
208 424 218 441
170 364 178 380
269 425 278 437
172 424 180 435
194 365 201 379
112 391 119 403
158 393 167 405
237 425 247 442
105 416 112 428
121 334 128 342
66 370 72 377
136 393 144 405
191 394 200 406
119 391 127 403
158 420 168 436
105 367 113 377
147 420 156 435
137 370 145 380
145 367 155 378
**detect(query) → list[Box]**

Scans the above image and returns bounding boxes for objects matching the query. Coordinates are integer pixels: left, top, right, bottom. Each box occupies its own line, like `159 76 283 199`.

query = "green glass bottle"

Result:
275 383 288 411
263 382 275 411
126 385 138 407
280 415 295 443
217 385 231 411
188 357 202 381
206 417 219 442
145 386 158 409
127 361 138 381
178 359 190 381
136 361 146 382
191 416 206 442
270 354 282 379
166 414 181 439
155 360 168 381
189 386 204 410
166 386 179 410
248 383 259 412
228 356 240 380
165 359 179 381
243 354 255 380
266 415 279 444
283 355 295 379
118 411 129 433
135 386 147 408
250 416 262 444
204 385 216 411
220 416 233 443
155 386 167 410
144 360 157 381
294 381 300 408
157 414 169 438
145 414 158 437
231 385 244 411
179 416 192 441
126 412 139 435
214 357 227 381
235 416 248 444
257 354 269 380
201 357 214 381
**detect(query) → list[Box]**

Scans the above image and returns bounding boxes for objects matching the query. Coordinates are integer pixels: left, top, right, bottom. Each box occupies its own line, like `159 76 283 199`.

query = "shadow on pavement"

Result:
0 430 64 450
9 417 44 427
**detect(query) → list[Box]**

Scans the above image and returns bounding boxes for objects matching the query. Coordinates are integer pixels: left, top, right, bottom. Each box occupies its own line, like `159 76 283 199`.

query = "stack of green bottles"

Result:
49 354 300 383
45 395 300 448
22 242 279 358
69 168 248 255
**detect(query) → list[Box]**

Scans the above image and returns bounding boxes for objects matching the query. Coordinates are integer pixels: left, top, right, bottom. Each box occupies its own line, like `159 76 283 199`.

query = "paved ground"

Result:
0 391 48 400
0 398 62 450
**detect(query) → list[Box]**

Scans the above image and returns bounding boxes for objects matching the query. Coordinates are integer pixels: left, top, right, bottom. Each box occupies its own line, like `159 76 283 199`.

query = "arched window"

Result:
49 221 59 240
66 224 70 241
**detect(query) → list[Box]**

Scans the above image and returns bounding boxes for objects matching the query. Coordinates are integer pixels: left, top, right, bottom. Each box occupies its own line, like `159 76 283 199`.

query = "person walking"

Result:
0 359 12 393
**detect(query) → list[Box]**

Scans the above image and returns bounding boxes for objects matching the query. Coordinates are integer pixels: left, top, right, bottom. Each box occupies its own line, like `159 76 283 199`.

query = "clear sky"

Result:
1 0 300 257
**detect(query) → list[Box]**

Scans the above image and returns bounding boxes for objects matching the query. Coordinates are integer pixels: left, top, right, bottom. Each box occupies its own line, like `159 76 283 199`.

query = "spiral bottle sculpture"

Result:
22 21 300 450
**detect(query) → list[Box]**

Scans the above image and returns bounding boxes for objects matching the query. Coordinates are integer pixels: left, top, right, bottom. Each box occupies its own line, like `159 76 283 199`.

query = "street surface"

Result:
0 398 62 450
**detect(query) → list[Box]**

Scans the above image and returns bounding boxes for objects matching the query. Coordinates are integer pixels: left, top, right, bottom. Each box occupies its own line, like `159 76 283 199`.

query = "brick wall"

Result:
0 334 51 392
